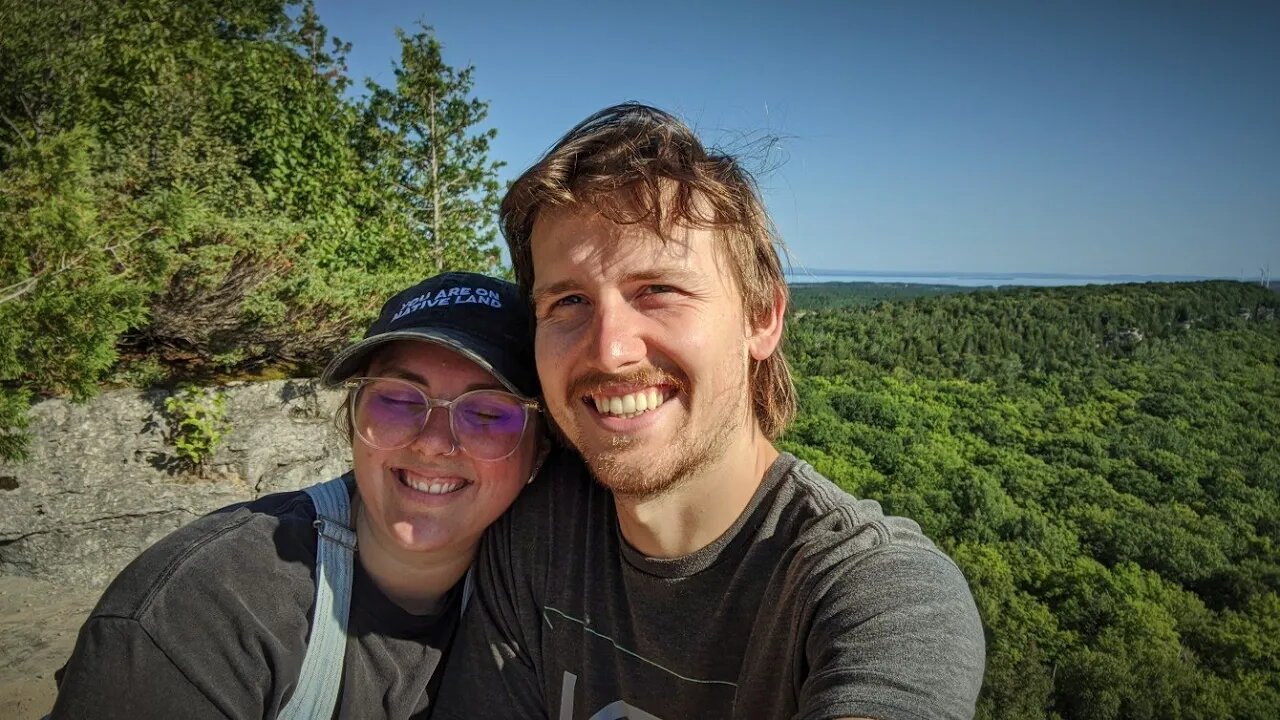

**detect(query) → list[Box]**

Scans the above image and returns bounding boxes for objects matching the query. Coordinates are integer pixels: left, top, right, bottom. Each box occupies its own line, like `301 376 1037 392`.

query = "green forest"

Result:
782 281 1280 719
4 2 1280 718
1 0 504 458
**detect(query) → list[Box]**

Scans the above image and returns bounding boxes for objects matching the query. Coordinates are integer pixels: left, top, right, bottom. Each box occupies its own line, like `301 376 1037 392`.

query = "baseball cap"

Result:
320 272 538 398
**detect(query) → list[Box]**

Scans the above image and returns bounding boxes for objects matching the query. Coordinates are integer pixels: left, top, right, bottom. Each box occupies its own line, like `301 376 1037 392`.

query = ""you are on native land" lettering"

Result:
392 286 503 320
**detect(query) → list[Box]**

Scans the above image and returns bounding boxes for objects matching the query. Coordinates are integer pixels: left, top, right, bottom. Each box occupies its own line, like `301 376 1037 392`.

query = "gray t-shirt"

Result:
50 480 460 719
435 451 985 720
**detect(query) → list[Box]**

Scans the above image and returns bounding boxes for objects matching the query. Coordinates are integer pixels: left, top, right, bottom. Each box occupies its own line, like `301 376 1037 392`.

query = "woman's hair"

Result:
334 389 356 446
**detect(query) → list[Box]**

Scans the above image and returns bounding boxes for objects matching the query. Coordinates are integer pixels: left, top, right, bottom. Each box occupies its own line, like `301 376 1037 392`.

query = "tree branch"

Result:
0 112 32 150
0 225 162 307
0 277 38 306
18 95 43 142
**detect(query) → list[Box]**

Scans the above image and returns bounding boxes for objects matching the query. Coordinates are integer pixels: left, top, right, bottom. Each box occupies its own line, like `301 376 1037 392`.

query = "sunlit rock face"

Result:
0 379 350 589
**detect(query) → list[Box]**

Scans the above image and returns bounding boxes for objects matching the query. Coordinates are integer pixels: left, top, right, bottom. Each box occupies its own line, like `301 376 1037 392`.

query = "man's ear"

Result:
747 286 786 361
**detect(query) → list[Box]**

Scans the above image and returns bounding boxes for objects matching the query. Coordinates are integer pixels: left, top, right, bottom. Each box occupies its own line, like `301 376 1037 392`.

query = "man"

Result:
435 104 985 719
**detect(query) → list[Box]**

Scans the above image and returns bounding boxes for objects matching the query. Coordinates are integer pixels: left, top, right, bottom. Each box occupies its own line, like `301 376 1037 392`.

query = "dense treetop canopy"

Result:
784 281 1280 719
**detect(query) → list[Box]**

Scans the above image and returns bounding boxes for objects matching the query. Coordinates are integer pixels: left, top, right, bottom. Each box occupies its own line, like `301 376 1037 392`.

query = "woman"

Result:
50 272 545 719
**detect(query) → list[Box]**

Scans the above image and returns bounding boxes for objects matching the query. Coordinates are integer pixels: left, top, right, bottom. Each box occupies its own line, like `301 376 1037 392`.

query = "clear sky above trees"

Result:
314 0 1280 279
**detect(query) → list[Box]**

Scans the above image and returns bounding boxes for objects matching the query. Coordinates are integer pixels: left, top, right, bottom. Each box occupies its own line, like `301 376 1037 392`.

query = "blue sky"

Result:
312 1 1278 279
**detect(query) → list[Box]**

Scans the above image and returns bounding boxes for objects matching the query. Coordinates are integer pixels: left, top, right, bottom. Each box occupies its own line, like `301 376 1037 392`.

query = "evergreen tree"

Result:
366 25 504 273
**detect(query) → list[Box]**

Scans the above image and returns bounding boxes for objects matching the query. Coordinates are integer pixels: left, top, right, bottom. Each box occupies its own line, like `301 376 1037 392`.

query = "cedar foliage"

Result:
0 0 502 458
783 280 1280 719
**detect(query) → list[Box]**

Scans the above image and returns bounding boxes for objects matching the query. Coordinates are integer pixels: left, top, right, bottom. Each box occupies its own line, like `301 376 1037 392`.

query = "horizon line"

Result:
784 268 1252 281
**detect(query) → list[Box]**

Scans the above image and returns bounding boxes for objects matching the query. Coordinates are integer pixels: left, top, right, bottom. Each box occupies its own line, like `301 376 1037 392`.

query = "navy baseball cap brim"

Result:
321 327 526 397
318 272 538 399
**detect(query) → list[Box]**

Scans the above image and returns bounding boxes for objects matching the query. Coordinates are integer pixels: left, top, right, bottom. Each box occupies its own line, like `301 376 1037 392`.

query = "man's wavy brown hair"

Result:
501 102 796 439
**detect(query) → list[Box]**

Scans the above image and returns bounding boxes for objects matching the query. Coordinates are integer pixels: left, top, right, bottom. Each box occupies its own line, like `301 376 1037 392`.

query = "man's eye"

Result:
552 294 584 308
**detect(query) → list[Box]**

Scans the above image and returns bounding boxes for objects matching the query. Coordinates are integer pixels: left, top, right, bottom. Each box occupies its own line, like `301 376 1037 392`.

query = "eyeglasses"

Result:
344 377 539 461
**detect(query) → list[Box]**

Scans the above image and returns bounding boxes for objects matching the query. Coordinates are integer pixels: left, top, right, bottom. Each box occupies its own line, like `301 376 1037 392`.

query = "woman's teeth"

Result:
398 470 467 495
591 388 665 418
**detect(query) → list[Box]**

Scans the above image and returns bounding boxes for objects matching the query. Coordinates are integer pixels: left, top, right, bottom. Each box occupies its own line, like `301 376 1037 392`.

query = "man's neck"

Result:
354 505 474 615
613 427 779 559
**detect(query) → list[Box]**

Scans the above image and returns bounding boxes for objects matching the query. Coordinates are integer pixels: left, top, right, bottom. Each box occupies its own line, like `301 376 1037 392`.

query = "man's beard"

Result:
573 377 750 502
584 415 737 500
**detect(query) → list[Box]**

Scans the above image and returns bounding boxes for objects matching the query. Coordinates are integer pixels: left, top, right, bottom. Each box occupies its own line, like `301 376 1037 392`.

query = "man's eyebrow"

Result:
373 366 504 393
532 268 703 303
531 280 580 305
623 267 702 286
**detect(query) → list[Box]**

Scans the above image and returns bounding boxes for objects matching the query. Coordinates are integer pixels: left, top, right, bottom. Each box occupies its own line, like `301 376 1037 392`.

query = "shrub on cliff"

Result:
0 1 504 459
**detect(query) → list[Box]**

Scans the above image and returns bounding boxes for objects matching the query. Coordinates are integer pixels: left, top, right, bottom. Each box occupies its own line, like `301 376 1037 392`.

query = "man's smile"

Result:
583 386 676 419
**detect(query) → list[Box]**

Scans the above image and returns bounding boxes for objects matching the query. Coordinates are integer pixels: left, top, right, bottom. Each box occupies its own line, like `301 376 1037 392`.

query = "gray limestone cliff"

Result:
0 380 351 589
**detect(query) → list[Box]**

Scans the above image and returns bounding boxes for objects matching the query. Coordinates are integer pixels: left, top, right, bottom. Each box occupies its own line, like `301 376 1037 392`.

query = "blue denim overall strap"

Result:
279 476 357 720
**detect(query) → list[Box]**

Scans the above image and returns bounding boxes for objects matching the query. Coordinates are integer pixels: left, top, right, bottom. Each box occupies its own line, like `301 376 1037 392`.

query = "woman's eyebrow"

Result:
372 366 505 393
375 367 430 386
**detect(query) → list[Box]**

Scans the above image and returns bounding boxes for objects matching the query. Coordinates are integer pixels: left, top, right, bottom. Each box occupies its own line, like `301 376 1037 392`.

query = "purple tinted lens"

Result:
453 392 526 458
357 381 427 447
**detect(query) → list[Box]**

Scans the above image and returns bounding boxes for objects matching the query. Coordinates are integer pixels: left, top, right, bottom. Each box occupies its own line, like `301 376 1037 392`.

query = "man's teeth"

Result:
592 388 665 418
400 472 467 495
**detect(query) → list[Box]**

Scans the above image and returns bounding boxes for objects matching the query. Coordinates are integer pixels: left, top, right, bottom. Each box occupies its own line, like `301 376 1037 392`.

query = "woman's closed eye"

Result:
376 393 424 408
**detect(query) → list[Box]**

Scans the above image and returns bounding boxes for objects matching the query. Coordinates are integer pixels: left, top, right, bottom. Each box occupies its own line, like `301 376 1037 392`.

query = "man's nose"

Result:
409 405 458 456
587 300 645 372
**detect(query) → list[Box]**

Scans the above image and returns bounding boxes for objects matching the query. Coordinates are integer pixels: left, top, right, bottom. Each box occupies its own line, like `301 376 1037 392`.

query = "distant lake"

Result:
785 271 1226 288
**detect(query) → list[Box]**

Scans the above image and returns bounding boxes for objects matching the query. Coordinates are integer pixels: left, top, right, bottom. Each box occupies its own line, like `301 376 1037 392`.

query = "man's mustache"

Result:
566 367 687 400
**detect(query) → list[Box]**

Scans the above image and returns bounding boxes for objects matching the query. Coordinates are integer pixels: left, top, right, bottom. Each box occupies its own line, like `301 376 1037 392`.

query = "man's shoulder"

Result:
763 456 983 663
89 485 321 623
768 455 955 569
743 458 986 720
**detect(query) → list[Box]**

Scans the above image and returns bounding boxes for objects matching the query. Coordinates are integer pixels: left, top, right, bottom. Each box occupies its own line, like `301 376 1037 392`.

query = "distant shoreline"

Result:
785 270 1253 288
